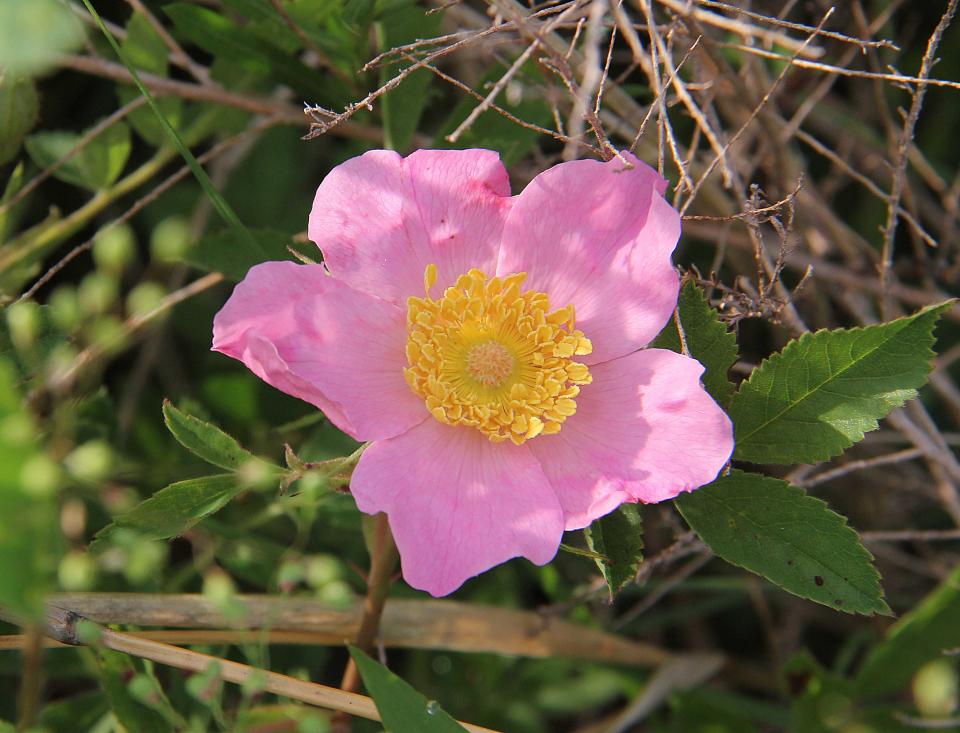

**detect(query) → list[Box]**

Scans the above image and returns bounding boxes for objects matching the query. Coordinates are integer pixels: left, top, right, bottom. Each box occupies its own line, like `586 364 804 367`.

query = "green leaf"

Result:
376 5 442 151
650 280 738 406
676 470 889 615
856 564 960 698
350 647 468 732
25 121 132 191
164 3 328 101
729 301 953 464
97 651 173 733
185 227 297 280
0 0 85 76
91 474 242 548
119 13 183 146
0 72 38 165
584 504 643 598
162 400 258 471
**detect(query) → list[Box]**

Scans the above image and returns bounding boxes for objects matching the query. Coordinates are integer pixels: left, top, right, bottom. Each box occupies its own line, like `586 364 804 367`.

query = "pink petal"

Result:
528 349 733 529
308 149 512 304
497 153 680 364
351 420 565 596
212 261 426 442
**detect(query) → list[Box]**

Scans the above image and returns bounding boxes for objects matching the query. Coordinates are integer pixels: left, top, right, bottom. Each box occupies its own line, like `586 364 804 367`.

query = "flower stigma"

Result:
405 264 593 445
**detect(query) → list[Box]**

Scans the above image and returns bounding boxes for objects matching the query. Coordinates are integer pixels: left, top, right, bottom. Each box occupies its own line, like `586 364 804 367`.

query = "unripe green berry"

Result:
58 551 96 591
64 440 113 483
78 272 118 315
48 286 81 332
93 224 136 274
150 216 191 264
126 281 166 318
6 300 40 350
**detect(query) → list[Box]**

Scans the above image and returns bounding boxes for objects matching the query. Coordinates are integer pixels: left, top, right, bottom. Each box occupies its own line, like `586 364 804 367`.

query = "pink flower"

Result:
212 149 733 596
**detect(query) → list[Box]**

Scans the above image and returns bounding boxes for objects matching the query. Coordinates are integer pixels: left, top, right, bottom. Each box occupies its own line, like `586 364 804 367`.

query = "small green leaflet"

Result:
584 504 643 598
162 400 260 471
730 301 952 465
350 647 468 732
0 73 38 165
650 280 738 407
25 122 132 191
676 470 889 616
91 474 240 549
856 564 960 698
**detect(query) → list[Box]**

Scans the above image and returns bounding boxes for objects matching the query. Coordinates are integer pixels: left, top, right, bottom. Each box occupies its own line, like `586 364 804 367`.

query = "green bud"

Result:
127 674 160 707
20 453 62 497
48 286 81 332
45 343 79 383
6 300 40 350
278 560 304 591
913 659 958 718
126 281 166 319
93 224 137 274
305 555 342 588
0 413 35 447
64 440 113 483
203 569 246 622
316 580 354 609
78 272 119 316
58 551 97 591
75 618 102 644
124 540 166 585
150 216 191 264
237 458 276 490
88 315 126 354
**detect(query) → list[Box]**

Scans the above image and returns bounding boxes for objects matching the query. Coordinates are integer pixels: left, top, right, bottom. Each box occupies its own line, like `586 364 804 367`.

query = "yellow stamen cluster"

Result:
404 265 593 445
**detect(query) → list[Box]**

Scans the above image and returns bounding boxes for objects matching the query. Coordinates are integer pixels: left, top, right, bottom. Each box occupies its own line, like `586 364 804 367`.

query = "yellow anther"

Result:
424 263 438 293
404 265 593 444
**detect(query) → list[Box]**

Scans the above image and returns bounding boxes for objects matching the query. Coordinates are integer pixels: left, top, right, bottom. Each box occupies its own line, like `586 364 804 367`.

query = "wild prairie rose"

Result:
212 149 733 596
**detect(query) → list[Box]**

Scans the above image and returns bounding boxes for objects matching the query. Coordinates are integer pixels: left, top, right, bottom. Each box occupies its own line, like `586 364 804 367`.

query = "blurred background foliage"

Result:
1 0 959 731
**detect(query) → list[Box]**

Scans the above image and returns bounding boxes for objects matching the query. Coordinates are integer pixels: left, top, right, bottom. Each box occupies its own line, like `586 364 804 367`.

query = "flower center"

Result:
404 264 593 445
465 341 514 386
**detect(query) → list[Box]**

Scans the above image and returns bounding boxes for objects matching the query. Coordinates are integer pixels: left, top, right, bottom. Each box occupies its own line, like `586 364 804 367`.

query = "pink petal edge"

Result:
528 348 734 530
497 152 681 364
308 148 513 304
212 261 427 442
350 419 565 596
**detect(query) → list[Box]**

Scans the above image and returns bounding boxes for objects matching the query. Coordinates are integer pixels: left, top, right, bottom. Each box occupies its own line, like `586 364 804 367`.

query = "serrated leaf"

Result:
0 0 85 76
0 72 38 165
25 121 132 191
376 5 442 151
584 504 643 598
162 400 258 471
730 301 953 464
91 474 241 549
185 227 297 280
676 470 889 615
650 280 738 406
350 647 468 732
856 564 960 698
